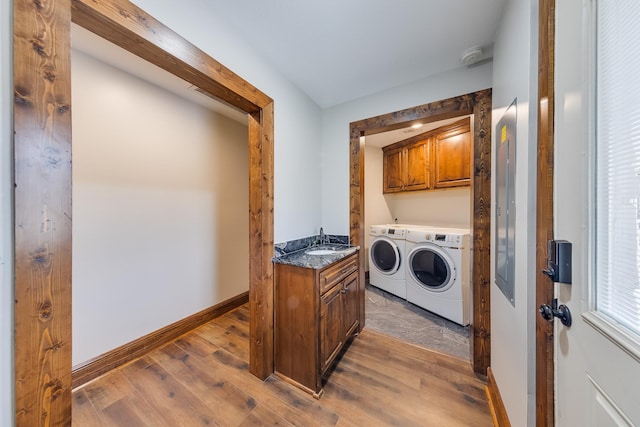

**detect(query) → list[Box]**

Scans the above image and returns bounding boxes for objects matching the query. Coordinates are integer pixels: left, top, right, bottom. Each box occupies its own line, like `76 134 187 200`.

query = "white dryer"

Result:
405 227 471 325
368 224 406 298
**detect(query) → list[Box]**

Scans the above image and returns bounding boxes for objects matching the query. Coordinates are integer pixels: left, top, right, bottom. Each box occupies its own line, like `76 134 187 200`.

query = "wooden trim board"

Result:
72 291 249 389
14 1 74 424
486 367 511 427
536 0 556 425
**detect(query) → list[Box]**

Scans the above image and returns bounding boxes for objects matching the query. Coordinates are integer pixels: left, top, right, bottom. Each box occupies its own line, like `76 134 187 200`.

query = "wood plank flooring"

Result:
72 304 492 426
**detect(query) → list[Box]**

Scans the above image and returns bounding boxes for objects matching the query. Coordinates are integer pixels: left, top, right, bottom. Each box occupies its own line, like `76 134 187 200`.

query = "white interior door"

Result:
555 0 640 425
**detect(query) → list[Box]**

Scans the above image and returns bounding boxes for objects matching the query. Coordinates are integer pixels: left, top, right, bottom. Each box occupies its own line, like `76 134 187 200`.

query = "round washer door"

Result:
370 237 401 275
407 244 456 292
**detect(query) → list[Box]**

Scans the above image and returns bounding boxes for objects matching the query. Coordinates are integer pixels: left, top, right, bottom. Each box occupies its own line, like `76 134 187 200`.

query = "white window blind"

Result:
595 0 640 335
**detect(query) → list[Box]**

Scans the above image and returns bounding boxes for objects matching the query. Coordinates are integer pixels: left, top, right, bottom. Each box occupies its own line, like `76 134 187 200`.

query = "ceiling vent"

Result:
460 46 484 66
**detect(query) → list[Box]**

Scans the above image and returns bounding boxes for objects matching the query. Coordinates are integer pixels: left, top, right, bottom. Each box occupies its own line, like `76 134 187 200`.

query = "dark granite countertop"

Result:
273 244 359 269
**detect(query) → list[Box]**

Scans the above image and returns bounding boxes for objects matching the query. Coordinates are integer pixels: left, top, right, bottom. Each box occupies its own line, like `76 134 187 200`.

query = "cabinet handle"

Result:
341 288 348 294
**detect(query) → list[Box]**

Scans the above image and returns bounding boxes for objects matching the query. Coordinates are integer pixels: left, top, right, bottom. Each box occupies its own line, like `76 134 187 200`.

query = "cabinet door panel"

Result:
405 139 430 191
433 125 471 188
342 272 360 337
383 147 405 193
320 284 343 374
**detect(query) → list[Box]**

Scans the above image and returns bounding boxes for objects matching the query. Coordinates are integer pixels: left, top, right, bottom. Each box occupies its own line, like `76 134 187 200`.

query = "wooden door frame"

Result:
13 0 274 424
349 88 493 375
536 0 555 425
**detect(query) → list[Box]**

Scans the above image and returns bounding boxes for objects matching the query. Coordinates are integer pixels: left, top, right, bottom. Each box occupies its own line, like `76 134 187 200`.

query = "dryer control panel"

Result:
408 229 467 248
426 233 462 247
370 224 406 239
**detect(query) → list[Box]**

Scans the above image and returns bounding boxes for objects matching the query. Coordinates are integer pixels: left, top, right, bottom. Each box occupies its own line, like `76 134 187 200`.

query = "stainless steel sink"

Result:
306 249 338 255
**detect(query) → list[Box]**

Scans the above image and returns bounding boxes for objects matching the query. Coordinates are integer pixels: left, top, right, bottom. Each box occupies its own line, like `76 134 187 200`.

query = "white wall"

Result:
321 64 493 235
490 0 538 425
131 0 324 243
388 189 471 229
71 50 249 364
363 146 393 228
0 0 14 425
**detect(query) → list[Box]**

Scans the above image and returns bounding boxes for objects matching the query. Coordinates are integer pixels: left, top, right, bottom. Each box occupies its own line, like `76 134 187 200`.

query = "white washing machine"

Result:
405 227 471 325
368 225 406 298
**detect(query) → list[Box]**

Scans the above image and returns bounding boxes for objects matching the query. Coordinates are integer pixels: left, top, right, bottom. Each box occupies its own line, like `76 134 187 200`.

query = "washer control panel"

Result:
370 225 407 238
386 227 407 238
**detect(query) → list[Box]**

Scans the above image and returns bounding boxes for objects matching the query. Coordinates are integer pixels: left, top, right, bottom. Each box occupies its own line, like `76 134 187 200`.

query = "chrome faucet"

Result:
319 227 325 244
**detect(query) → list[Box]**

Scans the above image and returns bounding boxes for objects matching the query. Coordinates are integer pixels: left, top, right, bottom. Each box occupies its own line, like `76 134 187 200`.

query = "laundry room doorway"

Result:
349 89 492 375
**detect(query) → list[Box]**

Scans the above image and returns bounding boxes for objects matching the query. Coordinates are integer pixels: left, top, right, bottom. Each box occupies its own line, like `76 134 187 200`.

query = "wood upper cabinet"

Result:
404 139 431 191
275 252 360 398
382 117 471 193
433 120 472 188
382 145 405 193
382 138 430 193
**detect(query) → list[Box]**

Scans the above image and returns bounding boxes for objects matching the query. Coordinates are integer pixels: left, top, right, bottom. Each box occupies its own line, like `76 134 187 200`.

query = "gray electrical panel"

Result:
495 99 517 306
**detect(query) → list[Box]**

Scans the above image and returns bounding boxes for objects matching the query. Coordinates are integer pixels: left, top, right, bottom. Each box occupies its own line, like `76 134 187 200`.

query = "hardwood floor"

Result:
72 304 492 426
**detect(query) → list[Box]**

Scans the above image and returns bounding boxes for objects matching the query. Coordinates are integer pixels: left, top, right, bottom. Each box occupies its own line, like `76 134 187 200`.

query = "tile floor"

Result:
364 283 470 360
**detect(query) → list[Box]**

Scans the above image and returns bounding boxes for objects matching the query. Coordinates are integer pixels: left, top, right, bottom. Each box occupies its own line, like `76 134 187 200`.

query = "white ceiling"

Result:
203 0 506 108
72 2 506 131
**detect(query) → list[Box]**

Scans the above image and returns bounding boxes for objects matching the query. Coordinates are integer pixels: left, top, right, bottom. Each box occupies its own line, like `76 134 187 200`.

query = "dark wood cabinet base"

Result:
275 252 360 397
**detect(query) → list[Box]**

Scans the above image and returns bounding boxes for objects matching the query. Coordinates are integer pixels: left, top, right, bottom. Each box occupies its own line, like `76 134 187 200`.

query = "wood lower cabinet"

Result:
319 282 344 373
275 252 360 398
320 269 359 373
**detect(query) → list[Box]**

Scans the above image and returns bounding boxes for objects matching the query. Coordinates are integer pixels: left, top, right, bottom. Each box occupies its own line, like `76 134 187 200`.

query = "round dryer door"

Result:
408 244 456 291
370 237 401 275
